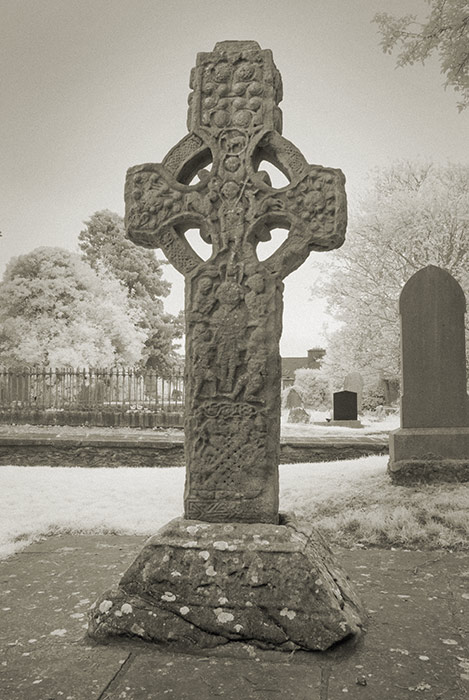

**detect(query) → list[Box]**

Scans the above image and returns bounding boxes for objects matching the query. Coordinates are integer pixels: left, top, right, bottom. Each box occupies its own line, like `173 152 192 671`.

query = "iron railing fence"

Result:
0 367 185 412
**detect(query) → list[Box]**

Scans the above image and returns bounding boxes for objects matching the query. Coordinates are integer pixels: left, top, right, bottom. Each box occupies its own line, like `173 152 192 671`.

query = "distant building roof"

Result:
281 357 309 378
281 348 326 378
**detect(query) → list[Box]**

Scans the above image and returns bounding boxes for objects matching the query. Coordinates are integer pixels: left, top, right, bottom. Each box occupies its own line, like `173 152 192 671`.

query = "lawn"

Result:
2 453 468 561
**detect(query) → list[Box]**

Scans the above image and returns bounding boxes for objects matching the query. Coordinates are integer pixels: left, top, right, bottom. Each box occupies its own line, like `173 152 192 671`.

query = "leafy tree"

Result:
0 247 146 367
292 369 330 410
79 210 183 372
314 162 469 385
374 0 469 111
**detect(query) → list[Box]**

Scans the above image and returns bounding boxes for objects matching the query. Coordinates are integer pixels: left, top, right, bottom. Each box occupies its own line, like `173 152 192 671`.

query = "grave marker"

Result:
344 371 364 412
124 40 346 523
89 41 364 651
333 390 357 421
389 266 469 483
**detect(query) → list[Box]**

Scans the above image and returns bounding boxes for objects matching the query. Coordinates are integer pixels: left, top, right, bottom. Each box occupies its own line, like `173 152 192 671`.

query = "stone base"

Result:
388 427 469 484
88 514 365 652
313 420 363 429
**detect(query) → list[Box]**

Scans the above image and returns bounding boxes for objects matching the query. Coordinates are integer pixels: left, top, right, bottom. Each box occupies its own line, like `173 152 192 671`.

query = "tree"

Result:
313 162 469 385
374 0 469 111
79 210 183 372
0 247 146 367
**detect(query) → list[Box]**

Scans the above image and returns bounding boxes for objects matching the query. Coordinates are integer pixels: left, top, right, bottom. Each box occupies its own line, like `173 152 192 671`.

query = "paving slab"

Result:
1 535 468 699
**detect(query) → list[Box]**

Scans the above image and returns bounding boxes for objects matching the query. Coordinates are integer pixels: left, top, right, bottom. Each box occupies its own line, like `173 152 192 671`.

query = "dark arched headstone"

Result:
400 265 467 428
389 266 469 484
333 390 357 421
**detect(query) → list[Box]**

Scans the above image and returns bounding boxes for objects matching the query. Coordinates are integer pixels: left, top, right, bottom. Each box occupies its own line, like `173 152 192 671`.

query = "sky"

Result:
1 0 468 356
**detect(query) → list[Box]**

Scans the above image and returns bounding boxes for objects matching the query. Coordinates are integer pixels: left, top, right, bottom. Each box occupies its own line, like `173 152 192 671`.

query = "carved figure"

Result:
211 279 246 393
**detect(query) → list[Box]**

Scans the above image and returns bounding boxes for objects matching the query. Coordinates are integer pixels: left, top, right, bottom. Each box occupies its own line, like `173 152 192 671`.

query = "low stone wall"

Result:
0 436 185 468
0 409 184 429
280 440 388 464
0 435 388 468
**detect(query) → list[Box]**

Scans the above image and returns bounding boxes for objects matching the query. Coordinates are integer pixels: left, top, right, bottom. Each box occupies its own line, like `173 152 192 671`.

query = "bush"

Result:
362 386 386 412
291 369 330 410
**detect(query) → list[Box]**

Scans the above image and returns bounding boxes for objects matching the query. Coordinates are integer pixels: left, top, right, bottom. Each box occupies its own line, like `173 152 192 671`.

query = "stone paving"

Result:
1 535 468 699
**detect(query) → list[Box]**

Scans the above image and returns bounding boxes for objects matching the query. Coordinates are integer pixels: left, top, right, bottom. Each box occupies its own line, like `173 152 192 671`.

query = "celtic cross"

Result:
125 41 347 523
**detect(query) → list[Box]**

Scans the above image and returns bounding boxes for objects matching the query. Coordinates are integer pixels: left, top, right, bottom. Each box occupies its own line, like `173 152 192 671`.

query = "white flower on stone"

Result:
199 550 210 561
279 608 296 620
234 624 243 633
99 600 113 614
218 597 228 605
186 525 199 535
180 606 190 615
121 603 133 615
215 610 234 624
161 592 176 602
213 541 228 550
205 566 217 577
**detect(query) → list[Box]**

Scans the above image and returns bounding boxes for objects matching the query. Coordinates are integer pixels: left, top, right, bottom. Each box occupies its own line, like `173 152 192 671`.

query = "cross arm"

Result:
124 135 216 276
249 134 347 279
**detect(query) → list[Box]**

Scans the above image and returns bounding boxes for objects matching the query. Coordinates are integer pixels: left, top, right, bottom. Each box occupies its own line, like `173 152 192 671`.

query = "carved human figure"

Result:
191 326 217 400
211 279 247 393
192 276 216 319
245 271 268 325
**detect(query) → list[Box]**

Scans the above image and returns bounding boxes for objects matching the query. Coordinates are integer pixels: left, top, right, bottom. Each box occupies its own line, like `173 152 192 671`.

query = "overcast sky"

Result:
1 0 468 356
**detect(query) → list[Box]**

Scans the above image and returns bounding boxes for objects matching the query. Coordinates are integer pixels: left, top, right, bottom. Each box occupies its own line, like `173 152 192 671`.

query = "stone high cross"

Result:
125 41 347 522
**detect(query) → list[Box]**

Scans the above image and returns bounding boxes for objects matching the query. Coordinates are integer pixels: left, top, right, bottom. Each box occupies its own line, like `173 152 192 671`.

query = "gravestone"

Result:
389 266 469 483
288 406 310 423
88 41 364 651
285 386 303 409
325 389 363 428
344 371 364 412
333 390 357 420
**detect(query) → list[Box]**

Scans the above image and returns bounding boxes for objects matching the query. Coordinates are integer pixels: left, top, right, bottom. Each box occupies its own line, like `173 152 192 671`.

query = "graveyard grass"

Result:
2 445 469 560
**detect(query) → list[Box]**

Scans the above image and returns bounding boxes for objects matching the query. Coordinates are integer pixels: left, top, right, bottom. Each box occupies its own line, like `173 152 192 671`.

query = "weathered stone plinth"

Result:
389 427 469 484
88 515 364 652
